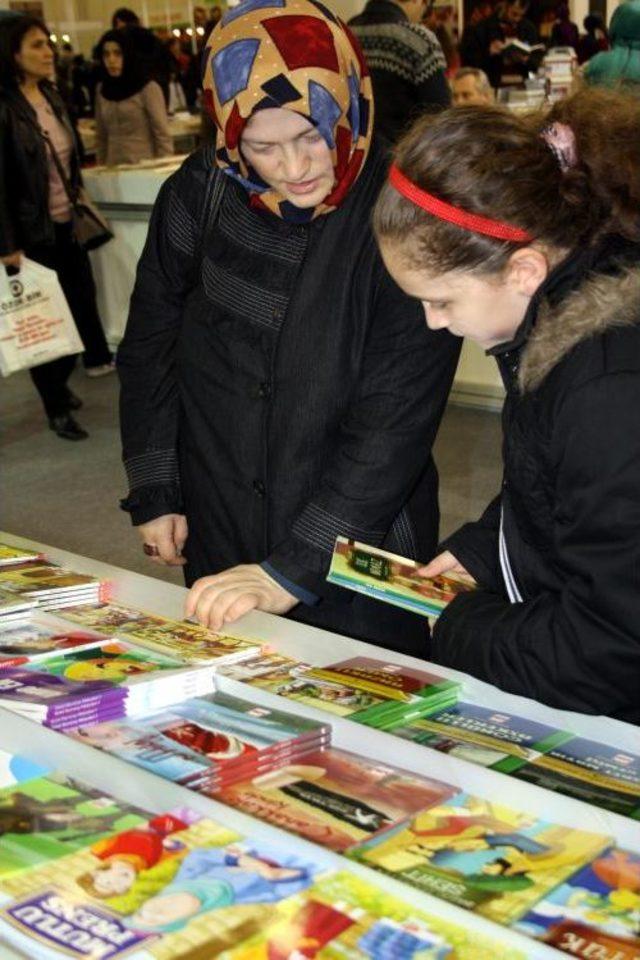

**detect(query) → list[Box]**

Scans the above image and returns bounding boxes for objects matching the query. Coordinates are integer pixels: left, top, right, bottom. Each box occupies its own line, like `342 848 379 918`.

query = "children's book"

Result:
220 747 455 853
0 543 44 567
327 537 475 618
0 750 49 788
58 602 261 665
0 817 335 959
392 702 572 774
0 773 148 878
512 737 640 820
0 562 108 604
218 651 303 682
515 847 640 959
0 612 109 668
220 870 527 960
347 790 610 926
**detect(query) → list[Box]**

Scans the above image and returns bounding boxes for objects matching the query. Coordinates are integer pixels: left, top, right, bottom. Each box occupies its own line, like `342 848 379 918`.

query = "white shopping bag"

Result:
0 258 84 377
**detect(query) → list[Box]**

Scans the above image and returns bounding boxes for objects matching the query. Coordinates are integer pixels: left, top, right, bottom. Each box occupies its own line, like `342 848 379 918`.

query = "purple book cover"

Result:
0 668 119 714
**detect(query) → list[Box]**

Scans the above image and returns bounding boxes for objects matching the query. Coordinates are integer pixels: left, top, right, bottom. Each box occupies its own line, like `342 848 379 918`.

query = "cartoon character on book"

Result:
63 653 158 683
122 842 318 934
75 813 188 898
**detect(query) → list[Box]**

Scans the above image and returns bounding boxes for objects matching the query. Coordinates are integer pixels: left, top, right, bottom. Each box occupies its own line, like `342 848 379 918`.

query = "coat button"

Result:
253 479 266 497
258 381 271 399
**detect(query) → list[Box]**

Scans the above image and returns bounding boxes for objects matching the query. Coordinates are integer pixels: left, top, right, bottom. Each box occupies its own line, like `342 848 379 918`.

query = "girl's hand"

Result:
137 514 188 566
185 564 298 631
418 550 473 580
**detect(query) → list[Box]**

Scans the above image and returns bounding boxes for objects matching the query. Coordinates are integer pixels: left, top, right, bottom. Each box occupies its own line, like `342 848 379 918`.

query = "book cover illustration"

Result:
515 847 640 959
0 562 101 597
0 750 49 789
0 817 335 959
221 871 527 960
0 773 147 878
59 602 260 664
218 651 304 682
0 614 108 668
0 544 43 566
220 747 455 853
513 737 640 820
347 791 610 926
327 537 475 618
392 702 572 774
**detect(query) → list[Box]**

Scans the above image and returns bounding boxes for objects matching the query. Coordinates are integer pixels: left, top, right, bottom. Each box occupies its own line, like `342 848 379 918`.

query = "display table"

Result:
1 533 638 959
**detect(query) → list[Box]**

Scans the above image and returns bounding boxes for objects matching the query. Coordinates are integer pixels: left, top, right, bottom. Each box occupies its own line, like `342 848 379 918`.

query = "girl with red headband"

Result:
118 0 459 653
374 89 640 721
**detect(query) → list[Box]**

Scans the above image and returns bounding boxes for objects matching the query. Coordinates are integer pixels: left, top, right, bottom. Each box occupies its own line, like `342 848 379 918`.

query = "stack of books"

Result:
58 601 261 666
0 611 109 669
220 746 455 852
0 543 43 567
231 655 460 730
0 591 38 624
0 561 109 611
0 641 217 730
68 690 331 792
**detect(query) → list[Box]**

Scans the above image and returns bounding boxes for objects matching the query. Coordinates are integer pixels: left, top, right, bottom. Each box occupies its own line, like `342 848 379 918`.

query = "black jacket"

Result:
459 13 540 87
432 238 640 724
349 0 450 144
118 143 460 650
0 82 80 256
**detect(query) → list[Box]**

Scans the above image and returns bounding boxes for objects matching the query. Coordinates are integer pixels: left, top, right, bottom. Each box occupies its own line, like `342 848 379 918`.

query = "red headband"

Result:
388 164 533 244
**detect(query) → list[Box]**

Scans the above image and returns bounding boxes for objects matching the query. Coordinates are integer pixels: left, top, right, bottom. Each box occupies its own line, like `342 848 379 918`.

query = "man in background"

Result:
460 0 540 87
451 66 493 104
349 0 450 144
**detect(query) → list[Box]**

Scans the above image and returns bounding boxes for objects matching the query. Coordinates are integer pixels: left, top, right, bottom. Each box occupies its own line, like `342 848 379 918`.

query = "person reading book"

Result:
372 89 640 723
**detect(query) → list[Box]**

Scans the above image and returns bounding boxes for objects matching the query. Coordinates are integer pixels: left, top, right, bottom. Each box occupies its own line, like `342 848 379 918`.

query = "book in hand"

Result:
511 737 640 820
220 746 455 853
0 561 109 610
0 816 335 960
392 702 572 774
0 641 217 730
220 870 528 960
0 542 44 566
327 536 475 618
515 846 640 958
347 790 610 926
501 38 546 55
58 601 261 665
0 772 148 879
70 690 331 791
0 612 109 668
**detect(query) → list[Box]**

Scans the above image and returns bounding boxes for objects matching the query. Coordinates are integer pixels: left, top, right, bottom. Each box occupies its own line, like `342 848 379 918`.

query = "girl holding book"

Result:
373 89 640 722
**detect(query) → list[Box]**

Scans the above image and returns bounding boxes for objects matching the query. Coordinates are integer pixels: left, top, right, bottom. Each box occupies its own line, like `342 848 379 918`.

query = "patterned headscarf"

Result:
202 0 374 222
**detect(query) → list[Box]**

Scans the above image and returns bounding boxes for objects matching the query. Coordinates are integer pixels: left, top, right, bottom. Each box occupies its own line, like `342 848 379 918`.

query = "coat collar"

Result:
489 236 640 393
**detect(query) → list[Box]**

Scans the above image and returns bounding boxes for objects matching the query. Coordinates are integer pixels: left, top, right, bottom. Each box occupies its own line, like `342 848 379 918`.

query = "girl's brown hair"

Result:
373 89 640 275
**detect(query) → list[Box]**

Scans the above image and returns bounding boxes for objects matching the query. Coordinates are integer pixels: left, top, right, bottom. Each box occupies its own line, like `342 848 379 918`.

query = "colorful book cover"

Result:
392 702 572 774
220 747 455 853
513 738 640 820
220 871 527 960
347 791 610 926
0 544 43 566
0 817 335 959
515 847 640 958
0 665 119 714
0 563 101 597
0 774 148 878
58 602 260 664
218 652 303 682
0 614 108 668
327 537 475 618
0 750 49 788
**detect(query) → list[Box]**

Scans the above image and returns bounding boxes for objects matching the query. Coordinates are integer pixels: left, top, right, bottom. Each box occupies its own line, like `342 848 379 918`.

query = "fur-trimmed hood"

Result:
519 266 640 392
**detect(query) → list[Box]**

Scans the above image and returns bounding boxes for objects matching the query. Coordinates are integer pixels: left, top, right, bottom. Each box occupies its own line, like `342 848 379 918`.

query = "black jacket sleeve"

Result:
441 494 504 592
432 372 640 718
118 155 211 524
0 106 18 258
266 267 461 598
416 70 451 111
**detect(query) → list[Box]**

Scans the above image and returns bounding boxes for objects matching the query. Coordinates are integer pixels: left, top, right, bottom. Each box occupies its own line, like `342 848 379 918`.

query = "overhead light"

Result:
172 27 181 36
62 33 70 42
196 26 205 35
50 33 57 42
186 26 193 35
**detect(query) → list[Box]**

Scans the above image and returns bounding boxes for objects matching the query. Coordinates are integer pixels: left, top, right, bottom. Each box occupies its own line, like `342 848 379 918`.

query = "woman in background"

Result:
584 0 640 89
0 15 113 440
94 29 172 166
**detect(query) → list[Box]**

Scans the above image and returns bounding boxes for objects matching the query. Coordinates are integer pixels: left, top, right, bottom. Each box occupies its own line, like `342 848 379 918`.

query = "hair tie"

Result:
541 122 578 172
388 165 534 243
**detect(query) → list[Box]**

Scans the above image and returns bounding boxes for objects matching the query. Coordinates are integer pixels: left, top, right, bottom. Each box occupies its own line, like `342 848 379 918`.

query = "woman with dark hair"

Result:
118 0 459 653
373 89 640 721
94 29 172 166
0 15 114 440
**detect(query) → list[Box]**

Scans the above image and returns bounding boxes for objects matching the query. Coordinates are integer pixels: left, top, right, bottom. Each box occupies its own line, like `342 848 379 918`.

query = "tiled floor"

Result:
1 368 502 584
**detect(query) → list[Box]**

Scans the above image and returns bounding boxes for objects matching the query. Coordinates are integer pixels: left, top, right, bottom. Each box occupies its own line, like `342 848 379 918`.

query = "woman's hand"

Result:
418 550 473 580
1 251 23 268
137 514 188 566
185 564 298 631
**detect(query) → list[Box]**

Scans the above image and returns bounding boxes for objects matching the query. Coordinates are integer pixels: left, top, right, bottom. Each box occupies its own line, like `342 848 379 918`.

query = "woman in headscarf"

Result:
118 0 459 655
584 0 640 89
94 28 172 165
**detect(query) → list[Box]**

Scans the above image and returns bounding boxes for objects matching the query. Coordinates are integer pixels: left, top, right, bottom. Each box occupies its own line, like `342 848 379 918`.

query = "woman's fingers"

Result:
418 550 466 578
185 565 298 626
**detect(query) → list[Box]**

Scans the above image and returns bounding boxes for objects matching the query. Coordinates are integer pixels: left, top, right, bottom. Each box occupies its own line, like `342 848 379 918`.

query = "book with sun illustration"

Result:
347 791 610 926
328 536 475 618
0 641 216 729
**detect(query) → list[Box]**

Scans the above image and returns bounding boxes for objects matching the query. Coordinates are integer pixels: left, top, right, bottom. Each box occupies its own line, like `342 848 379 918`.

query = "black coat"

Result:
349 0 450 144
0 82 80 257
432 238 640 724
119 143 460 653
459 13 540 87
